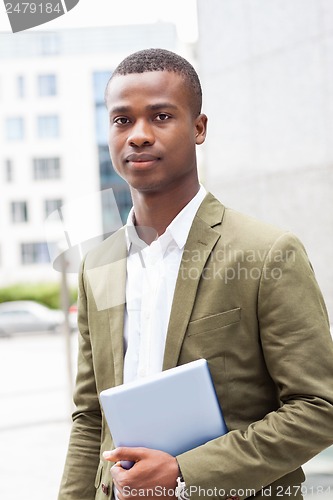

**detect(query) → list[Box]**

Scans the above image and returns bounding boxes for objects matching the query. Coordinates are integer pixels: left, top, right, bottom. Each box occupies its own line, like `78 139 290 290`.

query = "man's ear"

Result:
194 114 208 145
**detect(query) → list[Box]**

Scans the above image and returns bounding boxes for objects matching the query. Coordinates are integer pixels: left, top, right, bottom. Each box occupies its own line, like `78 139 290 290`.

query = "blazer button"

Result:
102 483 109 495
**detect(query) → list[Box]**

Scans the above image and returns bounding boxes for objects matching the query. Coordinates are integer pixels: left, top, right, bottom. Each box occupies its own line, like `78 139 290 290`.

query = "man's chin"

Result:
129 180 166 195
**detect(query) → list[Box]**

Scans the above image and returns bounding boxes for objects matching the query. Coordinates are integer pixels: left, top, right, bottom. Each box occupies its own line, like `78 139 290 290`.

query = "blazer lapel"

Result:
86 228 127 387
106 230 127 386
107 269 126 386
163 194 225 370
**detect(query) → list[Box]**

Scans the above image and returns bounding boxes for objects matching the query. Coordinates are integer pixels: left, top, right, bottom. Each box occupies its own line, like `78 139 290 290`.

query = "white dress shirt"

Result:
123 186 207 384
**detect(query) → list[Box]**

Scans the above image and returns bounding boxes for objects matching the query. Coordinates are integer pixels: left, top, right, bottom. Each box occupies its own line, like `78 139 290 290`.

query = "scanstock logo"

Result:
4 0 80 33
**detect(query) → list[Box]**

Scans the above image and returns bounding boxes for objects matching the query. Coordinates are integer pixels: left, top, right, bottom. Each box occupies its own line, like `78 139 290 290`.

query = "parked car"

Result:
0 300 65 337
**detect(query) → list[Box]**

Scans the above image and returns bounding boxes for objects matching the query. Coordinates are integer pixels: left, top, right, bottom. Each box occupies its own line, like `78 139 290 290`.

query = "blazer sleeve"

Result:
177 232 333 499
58 259 102 500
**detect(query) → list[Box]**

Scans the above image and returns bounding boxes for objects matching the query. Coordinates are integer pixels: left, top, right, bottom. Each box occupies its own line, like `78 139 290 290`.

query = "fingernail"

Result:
111 461 122 469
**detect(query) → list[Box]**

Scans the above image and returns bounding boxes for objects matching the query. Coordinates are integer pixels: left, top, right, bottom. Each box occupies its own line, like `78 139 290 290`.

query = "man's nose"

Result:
128 120 155 147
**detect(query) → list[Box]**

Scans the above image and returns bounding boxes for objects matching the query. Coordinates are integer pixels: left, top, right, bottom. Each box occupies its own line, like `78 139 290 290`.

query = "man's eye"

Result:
114 117 130 125
155 113 170 121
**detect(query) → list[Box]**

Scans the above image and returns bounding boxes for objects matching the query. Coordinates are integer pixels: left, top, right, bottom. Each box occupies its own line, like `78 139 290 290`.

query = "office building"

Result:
0 23 178 285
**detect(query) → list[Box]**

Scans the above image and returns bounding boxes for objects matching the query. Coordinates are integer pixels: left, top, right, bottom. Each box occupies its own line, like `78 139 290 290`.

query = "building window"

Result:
93 71 112 103
98 145 131 225
44 198 62 218
21 242 50 265
95 104 109 145
11 201 28 223
5 159 13 182
38 74 57 96
17 76 25 98
37 115 59 138
5 117 24 141
40 33 60 55
33 158 61 180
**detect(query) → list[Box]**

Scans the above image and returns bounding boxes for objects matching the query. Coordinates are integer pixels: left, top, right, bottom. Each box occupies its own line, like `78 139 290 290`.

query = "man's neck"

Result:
131 181 200 244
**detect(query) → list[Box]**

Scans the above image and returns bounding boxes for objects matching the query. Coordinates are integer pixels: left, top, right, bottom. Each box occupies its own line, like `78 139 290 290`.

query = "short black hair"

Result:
105 48 202 116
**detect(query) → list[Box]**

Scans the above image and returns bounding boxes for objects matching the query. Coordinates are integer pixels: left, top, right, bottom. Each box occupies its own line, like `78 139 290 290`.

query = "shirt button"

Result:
101 483 109 495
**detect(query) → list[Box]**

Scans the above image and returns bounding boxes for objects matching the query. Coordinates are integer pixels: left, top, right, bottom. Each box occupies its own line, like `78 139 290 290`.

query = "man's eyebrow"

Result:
109 102 178 114
109 105 131 115
147 103 178 111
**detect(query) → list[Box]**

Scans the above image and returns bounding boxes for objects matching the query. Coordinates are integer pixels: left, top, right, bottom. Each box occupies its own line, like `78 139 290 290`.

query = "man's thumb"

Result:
103 446 143 462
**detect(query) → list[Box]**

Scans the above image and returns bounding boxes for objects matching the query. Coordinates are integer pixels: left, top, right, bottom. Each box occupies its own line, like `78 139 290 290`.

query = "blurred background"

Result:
0 0 332 498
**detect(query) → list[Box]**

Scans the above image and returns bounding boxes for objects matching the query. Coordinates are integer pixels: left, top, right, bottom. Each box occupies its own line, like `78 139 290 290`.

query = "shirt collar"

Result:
125 185 207 253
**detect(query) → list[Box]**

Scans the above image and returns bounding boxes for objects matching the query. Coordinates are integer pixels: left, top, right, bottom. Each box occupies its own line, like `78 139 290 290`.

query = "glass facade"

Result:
93 71 132 227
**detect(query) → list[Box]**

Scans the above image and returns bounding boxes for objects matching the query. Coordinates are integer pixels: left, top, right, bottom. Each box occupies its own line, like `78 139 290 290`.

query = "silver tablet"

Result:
99 358 227 457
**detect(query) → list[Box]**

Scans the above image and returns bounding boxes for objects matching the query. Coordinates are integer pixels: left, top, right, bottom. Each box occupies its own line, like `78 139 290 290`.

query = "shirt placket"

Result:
137 245 163 378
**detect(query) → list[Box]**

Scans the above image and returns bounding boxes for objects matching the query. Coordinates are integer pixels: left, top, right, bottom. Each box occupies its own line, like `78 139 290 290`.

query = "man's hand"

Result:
103 447 179 500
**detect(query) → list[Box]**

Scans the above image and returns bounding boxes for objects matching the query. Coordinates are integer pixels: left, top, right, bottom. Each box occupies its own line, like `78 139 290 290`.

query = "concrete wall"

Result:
197 0 333 319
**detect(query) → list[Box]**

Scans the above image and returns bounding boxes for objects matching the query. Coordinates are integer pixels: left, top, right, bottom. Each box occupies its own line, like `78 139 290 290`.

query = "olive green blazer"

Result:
58 193 333 500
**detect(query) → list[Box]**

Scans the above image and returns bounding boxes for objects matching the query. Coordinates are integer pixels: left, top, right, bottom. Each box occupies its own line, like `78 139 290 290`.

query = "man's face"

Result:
105 71 207 194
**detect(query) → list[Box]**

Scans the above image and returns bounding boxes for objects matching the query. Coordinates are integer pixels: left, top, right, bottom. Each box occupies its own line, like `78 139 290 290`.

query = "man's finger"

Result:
110 467 127 492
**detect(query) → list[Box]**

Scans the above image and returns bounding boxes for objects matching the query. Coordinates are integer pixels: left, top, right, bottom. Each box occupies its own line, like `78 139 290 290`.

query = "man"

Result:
58 48 333 500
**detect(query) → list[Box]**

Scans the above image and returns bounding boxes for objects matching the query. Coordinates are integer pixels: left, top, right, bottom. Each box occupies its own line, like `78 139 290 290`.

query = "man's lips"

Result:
125 153 160 163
